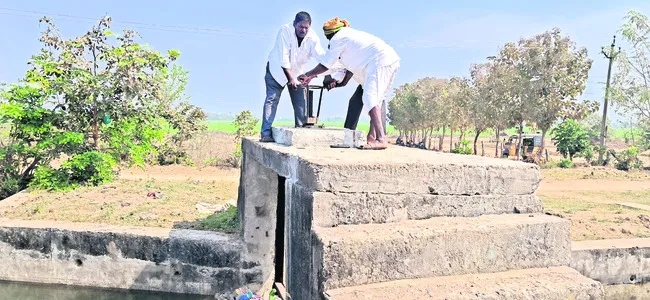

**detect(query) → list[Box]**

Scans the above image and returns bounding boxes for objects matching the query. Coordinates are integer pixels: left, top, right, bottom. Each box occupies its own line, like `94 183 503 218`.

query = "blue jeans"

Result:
260 63 306 137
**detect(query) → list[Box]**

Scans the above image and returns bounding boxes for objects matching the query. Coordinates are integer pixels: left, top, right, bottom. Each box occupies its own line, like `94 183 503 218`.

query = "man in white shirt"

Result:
260 11 327 142
299 17 399 150
323 68 388 134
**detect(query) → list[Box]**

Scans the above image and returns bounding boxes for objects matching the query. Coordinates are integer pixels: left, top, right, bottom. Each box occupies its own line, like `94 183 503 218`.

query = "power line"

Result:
1 7 617 51
0 7 270 39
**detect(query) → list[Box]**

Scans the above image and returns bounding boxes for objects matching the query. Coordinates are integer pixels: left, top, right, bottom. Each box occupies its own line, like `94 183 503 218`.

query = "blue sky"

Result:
1 0 649 123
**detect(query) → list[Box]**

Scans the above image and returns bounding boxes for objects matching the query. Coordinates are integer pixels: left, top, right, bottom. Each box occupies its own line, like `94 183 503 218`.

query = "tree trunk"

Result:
516 122 524 161
494 129 500 158
92 110 100 151
473 130 481 155
482 141 485 156
439 126 446 151
539 128 548 159
91 45 100 151
450 130 454 152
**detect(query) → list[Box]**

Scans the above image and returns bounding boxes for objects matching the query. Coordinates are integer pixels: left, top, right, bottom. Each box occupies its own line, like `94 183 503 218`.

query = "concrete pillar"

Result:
285 181 315 300
238 153 278 290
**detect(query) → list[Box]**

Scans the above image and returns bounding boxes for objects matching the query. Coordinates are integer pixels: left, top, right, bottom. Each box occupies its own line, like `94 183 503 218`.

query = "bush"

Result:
539 160 558 169
557 158 574 169
61 151 116 185
0 174 21 200
230 111 259 168
29 151 117 191
451 139 472 155
551 120 590 160
614 146 644 171
30 166 70 191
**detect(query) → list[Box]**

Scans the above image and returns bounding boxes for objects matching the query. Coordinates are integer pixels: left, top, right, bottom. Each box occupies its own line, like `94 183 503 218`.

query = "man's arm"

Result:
337 70 354 87
282 67 298 89
277 28 299 89
304 64 330 78
299 38 346 85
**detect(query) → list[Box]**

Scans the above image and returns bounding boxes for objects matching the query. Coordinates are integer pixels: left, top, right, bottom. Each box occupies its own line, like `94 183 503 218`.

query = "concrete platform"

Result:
237 134 554 299
571 238 650 285
313 214 571 290
242 138 541 195
324 267 604 300
271 127 365 148
312 192 542 227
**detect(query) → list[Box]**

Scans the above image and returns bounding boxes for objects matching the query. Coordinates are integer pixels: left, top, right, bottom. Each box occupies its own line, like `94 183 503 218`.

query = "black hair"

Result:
294 11 311 25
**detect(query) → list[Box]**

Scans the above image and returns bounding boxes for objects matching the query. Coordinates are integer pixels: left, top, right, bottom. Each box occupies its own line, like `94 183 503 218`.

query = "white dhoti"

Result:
361 60 400 113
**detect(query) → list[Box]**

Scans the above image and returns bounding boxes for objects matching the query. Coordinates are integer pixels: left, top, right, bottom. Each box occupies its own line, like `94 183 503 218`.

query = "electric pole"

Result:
598 35 621 163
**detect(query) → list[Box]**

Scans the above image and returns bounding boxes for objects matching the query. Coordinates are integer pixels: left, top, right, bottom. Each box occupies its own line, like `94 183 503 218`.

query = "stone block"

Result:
571 238 650 285
242 138 542 195
324 267 604 300
312 192 542 227
0 220 260 297
271 127 364 148
313 214 571 290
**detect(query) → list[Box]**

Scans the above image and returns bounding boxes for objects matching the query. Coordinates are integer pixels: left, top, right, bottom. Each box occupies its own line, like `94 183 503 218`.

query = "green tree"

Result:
0 16 204 194
0 84 86 196
522 28 595 157
612 11 650 129
156 64 207 165
551 119 590 160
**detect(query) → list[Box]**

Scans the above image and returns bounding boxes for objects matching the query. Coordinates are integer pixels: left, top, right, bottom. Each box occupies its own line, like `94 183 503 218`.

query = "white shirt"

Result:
318 27 400 85
267 24 325 87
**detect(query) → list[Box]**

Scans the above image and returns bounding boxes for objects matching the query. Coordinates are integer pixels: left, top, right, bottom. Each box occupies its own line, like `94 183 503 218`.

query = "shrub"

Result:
29 151 117 191
61 151 116 186
614 146 644 171
557 158 574 169
0 174 21 200
451 139 472 155
230 111 259 168
551 120 590 160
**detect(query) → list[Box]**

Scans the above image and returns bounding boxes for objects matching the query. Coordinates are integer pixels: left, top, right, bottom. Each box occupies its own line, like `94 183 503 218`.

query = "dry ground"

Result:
539 167 650 241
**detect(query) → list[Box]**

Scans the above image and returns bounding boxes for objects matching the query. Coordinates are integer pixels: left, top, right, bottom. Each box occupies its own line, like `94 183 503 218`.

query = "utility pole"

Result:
598 35 621 163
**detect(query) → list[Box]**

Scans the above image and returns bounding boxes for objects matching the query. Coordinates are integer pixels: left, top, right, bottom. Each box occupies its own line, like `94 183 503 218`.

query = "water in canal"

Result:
0 281 215 300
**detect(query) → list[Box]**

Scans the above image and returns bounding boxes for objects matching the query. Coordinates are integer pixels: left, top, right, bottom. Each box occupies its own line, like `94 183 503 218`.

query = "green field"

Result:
206 120 536 137
205 120 643 144
206 120 398 135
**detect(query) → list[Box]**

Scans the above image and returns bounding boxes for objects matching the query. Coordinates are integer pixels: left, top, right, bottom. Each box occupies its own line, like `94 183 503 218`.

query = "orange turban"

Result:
323 17 350 35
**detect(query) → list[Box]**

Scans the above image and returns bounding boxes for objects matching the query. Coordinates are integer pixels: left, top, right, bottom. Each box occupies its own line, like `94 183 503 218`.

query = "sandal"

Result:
357 141 388 150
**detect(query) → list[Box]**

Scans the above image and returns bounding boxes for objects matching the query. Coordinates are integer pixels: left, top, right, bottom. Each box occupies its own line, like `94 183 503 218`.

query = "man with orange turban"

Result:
299 17 400 150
